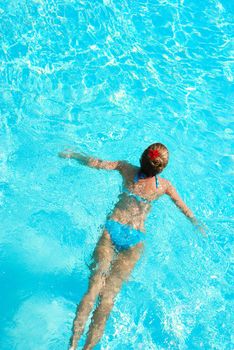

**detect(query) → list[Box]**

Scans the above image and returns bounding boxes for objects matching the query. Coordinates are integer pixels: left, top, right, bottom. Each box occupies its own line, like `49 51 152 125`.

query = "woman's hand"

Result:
58 149 74 159
190 217 207 237
58 149 89 164
196 223 207 237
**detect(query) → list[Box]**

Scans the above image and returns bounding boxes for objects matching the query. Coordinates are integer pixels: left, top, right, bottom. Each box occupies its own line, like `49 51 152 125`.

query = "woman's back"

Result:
109 162 169 231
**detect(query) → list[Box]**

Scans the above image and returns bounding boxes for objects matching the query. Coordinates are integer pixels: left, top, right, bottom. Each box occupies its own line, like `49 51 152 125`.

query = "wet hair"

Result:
140 143 169 176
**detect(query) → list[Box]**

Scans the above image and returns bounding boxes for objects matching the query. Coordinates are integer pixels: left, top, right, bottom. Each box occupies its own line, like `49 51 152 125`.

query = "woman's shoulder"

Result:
118 161 138 172
118 163 142 185
158 176 172 191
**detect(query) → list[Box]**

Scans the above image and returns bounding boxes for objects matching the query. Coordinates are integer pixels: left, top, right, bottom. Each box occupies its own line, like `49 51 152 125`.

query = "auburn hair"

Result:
140 143 169 176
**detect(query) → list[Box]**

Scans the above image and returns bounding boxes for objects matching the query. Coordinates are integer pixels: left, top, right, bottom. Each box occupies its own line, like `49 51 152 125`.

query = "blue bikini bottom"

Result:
105 220 145 251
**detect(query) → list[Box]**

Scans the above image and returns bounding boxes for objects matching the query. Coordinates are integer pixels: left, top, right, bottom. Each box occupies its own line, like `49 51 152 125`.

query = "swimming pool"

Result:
0 0 233 349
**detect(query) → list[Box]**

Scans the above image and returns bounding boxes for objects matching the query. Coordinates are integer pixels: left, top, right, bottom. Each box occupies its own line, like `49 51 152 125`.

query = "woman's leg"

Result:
69 231 115 350
83 242 143 350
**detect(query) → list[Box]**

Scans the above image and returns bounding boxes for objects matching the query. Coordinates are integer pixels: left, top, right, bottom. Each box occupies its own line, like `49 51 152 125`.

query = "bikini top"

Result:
123 171 159 204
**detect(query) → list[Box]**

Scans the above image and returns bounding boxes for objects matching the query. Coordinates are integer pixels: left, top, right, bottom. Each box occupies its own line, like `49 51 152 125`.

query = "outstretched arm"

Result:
166 181 207 236
58 150 120 171
166 181 196 223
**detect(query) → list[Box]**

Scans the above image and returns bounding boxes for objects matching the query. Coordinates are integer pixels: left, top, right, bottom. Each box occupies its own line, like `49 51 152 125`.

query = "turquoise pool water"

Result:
0 0 233 349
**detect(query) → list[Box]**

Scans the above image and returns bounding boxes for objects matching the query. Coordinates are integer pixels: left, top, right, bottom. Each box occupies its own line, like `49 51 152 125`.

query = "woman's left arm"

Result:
166 181 207 236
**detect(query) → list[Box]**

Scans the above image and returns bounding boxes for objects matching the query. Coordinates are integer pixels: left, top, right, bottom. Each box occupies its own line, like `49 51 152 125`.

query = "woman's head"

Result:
140 143 169 176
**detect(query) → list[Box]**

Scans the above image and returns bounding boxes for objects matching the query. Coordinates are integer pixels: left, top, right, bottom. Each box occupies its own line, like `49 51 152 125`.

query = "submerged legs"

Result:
69 231 114 350
83 243 142 350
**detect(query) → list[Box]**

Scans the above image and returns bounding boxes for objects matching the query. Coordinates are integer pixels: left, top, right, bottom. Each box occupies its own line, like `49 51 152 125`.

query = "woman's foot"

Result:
68 337 76 350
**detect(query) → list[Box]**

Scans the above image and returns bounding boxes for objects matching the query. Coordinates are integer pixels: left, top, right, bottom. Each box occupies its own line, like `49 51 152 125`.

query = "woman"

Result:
59 143 200 350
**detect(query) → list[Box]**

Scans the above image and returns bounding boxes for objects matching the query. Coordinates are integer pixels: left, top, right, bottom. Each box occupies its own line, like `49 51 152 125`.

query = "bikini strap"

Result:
135 171 159 188
134 170 147 183
123 188 150 204
155 176 159 188
133 172 139 183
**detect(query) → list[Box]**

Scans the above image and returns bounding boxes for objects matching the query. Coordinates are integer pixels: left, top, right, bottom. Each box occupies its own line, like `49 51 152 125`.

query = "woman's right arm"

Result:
58 150 129 172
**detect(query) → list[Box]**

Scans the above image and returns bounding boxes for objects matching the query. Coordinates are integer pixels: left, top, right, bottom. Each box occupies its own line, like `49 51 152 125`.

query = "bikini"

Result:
105 171 159 251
